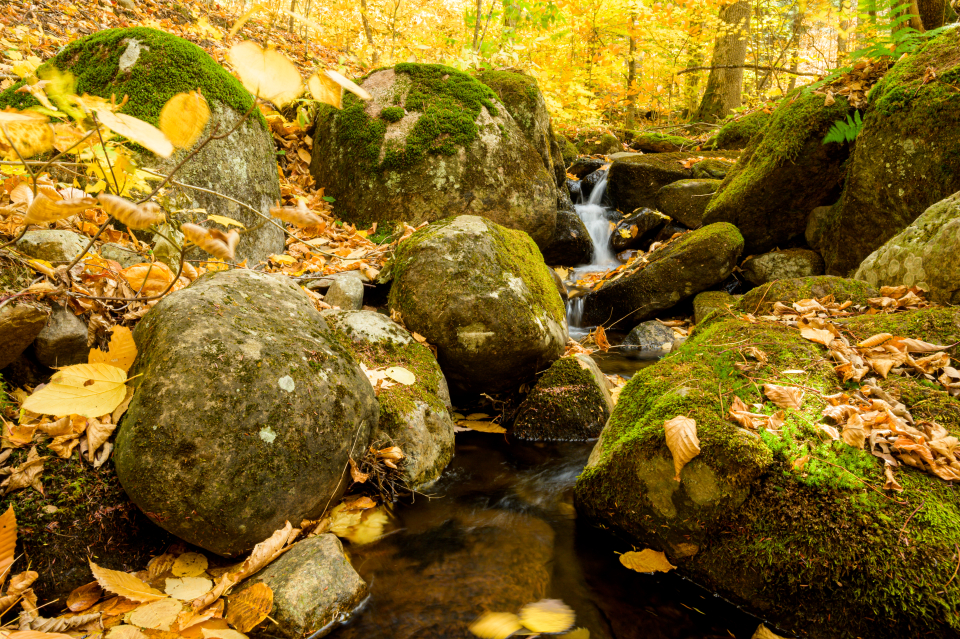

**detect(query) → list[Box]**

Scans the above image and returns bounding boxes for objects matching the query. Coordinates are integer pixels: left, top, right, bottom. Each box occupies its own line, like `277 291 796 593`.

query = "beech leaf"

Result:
66 581 103 612
89 561 166 602
224 583 273 632
518 599 575 634
97 194 165 230
663 415 699 480
89 325 138 373
619 549 676 573
182 223 240 261
172 552 209 578
159 90 211 149
96 109 174 158
127 597 183 630
227 42 302 107
762 384 803 410
468 612 522 639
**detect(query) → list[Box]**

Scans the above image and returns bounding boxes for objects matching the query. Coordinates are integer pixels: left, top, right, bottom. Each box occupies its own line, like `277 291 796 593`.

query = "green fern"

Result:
823 111 864 145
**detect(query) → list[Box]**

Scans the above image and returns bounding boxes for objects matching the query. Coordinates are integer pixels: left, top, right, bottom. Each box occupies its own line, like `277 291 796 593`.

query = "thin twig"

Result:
897 500 925 544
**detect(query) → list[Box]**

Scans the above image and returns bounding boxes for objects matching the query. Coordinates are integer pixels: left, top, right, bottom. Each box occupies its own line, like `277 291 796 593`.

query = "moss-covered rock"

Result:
581 223 743 326
707 110 771 150
691 157 736 180
512 354 613 440
387 216 566 395
576 308 960 638
693 290 737 324
737 275 877 315
557 133 578 166
818 28 960 276
655 179 721 228
855 192 960 304
741 248 825 286
321 310 455 488
310 64 557 248
476 69 565 187
540 210 594 267
702 90 852 254
607 151 738 213
0 27 283 265
624 131 695 153
574 131 621 156
116 269 379 556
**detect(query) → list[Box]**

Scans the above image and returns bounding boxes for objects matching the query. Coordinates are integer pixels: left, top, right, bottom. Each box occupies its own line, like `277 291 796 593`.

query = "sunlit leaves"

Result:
22 364 129 418
160 91 211 149
0 109 54 160
307 73 341 109
227 42 302 107
95 109 174 158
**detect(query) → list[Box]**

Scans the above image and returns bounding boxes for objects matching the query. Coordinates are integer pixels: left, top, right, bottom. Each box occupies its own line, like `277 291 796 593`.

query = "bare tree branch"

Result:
677 64 821 77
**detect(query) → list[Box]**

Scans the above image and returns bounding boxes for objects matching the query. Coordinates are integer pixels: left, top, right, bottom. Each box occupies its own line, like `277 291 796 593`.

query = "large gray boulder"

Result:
580 223 743 326
621 320 676 358
818 28 960 275
0 28 284 265
321 310 455 488
0 302 49 369
310 64 557 248
855 191 960 304
16 230 86 263
115 269 379 556
741 248 825 286
387 215 566 394
702 90 852 254
540 210 593 267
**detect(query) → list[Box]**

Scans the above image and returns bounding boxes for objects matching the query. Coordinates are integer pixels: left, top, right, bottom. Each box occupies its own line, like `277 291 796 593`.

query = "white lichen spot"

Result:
278 375 295 392
259 426 277 443
118 39 145 71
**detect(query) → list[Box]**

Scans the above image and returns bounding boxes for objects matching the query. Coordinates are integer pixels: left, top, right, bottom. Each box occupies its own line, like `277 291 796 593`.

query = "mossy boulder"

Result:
309 64 557 248
741 248 825 286
580 223 743 326
476 70 565 187
0 27 283 265
737 275 877 315
693 290 737 324
0 453 173 605
321 310 455 488
707 110 771 150
512 354 613 440
855 191 960 304
691 157 736 180
702 90 852 254
818 28 960 276
386 215 566 395
607 151 738 213
624 131 695 153
557 133 578 166
656 179 721 228
115 269 379 556
576 309 960 638
575 131 621 155
540 210 594 267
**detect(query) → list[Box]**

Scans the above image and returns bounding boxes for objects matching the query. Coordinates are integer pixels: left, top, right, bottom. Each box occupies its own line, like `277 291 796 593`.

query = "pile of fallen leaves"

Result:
565 230 687 294
815 57 894 109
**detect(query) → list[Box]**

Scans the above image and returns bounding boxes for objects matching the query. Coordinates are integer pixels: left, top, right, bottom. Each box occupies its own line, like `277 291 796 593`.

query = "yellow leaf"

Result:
227 42 302 107
384 366 415 385
165 577 213 601
270 201 324 228
0 506 16 589
858 333 893 348
66 581 103 613
663 415 699 480
457 421 506 433
97 194 165 230
323 69 371 101
269 254 298 265
200 629 248 639
89 560 165 602
752 624 788 639
160 91 210 149
127 597 183 630
0 109 54 160
799 327 834 347
307 73 341 109
206 215 246 229
762 384 803 410
22 363 128 418
468 612 522 639
96 109 174 158
89 325 138 373
619 549 676 573
224 583 273 633
172 552 208 578
23 193 97 225
106 626 149 639
121 262 174 296
518 599 575 633
182 223 239 261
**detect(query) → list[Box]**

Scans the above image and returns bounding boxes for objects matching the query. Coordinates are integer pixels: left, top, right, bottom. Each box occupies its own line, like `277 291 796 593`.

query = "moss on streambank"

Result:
706 110 771 150
512 356 609 440
576 308 960 637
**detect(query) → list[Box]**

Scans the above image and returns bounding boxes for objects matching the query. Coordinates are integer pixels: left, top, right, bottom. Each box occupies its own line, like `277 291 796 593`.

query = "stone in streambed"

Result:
115 269 378 556
656 179 721 229
741 248 825 286
620 320 676 359
610 208 669 253
386 215 566 395
606 151 737 212
324 274 364 310
540 210 593 267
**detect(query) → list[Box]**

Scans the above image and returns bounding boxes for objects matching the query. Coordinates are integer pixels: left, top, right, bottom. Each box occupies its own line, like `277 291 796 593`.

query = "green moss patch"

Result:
708 110 771 150
513 356 610 440
475 69 539 130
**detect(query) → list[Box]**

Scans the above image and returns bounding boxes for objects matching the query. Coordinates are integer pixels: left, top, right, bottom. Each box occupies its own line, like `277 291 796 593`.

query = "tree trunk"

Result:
359 0 379 66
893 0 924 34
917 0 946 28
625 13 638 130
787 5 804 92
693 0 751 123
472 0 482 48
288 0 296 32
837 0 848 63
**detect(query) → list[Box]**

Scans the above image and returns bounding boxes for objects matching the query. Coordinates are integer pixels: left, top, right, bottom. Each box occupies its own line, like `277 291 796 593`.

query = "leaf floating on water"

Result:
519 599 575 634
663 416 699 480
619 549 676 574
468 612 522 639
89 561 165 603
224 583 273 633
172 553 209 578
762 384 803 410
752 624 788 639
456 421 506 434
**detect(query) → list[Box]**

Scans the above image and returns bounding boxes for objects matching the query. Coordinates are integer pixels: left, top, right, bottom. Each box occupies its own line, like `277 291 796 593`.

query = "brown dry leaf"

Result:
232 522 295 581
227 42 302 107
307 73 341 109
0 504 15 588
224 583 273 633
799 327 835 347
841 419 866 449
348 457 369 483
27 612 101 633
107 626 149 639
23 193 97 225
92 596 142 616
89 561 166 603
96 110 173 158
898 338 949 353
0 570 35 612
1 447 47 496
763 384 803 410
171 553 208 578
883 466 903 492
182 224 240 261
593 326 610 352
744 346 767 363
85 418 117 462
270 201 324 228
0 109 55 159
98 195 165 230
89 326 138 373
180 619 231 639
791 454 811 471
121 263 174 297
619 549 676 573
159 91 210 149
190 574 236 612
518 599 575 634
67 581 104 612
858 333 893 348
468 612 522 639
664 416 699 480
127 597 182 630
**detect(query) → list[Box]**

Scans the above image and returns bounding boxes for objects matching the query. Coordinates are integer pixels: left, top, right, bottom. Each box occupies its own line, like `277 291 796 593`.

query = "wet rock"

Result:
16 230 86 263
703 91 852 254
610 208 669 253
99 243 141 268
804 204 834 250
0 28 284 264
737 275 877 315
244 534 368 639
568 158 605 179
653 221 690 243
693 291 736 324
512 354 613 440
387 216 566 395
310 64 557 248
115 269 378 556
325 274 364 310
607 151 737 212
34 304 87 368
691 157 736 180
557 181 575 212
321 310 455 488
620 320 675 358
579 168 607 200
855 191 960 304
581 223 743 326
540 210 593 267
0 302 49 369
656 179 721 228
741 248 825 286
818 28 960 275
566 179 582 202
551 269 568 302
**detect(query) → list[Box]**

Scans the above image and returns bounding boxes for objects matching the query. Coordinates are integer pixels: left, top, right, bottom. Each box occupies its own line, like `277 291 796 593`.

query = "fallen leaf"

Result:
858 333 893 348
518 599 575 634
89 326 138 373
763 384 803 410
1 447 48 495
799 327 834 346
89 561 166 603
468 612 522 639
121 262 174 296
224 583 273 632
752 624 788 639
384 366 415 385
231 522 295 582
883 465 903 492
67 581 103 612
127 597 182 630
663 416 699 480
107 626 148 639
200 628 248 639
619 549 676 573
27 612 100 633
182 224 239 261
456 421 506 434
22 363 128 418
0 506 15 588
165 577 213 601
159 91 210 149
172 553 209 579
0 109 55 159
